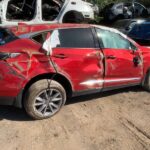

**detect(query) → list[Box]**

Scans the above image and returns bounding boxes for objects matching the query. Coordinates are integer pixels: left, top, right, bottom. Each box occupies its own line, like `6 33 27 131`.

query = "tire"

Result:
142 70 150 92
24 79 66 120
63 11 84 23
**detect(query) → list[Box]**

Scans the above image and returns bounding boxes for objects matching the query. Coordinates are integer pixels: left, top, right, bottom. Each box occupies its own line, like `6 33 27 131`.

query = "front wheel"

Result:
24 79 66 120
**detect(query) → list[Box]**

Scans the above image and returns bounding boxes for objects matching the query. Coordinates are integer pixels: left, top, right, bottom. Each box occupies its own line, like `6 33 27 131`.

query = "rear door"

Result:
95 27 143 88
49 28 104 91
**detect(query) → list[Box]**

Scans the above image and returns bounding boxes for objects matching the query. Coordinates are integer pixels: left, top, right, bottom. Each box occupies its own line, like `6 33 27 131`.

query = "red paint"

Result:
51 47 104 91
0 24 150 103
103 48 143 87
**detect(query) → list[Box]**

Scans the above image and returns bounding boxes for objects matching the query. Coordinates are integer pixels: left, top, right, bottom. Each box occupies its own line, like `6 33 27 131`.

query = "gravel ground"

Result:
0 86 150 150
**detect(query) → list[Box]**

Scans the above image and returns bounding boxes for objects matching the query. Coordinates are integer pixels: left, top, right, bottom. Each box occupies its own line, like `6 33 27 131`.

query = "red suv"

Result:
0 24 150 120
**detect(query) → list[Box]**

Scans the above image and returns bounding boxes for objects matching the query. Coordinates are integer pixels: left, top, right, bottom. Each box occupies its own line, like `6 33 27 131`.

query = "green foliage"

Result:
95 0 124 9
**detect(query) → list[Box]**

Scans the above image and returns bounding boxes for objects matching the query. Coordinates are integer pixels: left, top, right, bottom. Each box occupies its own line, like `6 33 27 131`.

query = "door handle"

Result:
106 55 116 59
53 54 67 59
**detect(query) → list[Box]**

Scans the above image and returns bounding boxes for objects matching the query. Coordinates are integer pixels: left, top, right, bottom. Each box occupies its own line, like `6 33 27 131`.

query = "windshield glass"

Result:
6 0 36 21
0 28 18 45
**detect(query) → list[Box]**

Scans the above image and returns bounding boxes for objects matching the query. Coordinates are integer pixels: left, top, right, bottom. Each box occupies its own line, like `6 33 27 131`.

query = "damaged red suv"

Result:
0 24 150 120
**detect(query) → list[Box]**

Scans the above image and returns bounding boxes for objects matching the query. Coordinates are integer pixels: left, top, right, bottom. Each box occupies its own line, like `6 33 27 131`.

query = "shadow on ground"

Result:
0 86 144 122
67 86 144 105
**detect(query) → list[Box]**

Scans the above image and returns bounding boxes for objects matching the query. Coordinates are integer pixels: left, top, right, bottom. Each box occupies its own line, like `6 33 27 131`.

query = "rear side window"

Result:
51 28 96 48
0 28 18 45
32 32 49 44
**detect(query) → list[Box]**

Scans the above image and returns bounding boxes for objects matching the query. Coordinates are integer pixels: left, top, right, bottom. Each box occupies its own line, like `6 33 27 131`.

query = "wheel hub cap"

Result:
34 89 63 117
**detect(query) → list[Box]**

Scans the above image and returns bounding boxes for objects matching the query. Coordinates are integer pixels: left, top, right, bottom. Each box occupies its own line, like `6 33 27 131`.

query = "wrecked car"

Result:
1 23 150 120
101 2 149 22
0 0 95 26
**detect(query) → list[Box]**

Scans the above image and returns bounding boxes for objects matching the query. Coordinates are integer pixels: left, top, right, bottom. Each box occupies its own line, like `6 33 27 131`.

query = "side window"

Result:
96 28 134 50
32 32 49 44
50 28 96 48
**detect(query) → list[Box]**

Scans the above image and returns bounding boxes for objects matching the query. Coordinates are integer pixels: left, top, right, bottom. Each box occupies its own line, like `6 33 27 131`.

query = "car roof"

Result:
5 23 127 41
7 23 92 36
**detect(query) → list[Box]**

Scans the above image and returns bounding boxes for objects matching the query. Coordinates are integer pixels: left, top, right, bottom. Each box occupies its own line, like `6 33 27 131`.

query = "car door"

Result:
95 27 143 88
49 27 104 91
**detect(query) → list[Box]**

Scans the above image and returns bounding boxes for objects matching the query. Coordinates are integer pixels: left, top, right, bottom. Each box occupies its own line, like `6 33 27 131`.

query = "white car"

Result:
0 0 96 26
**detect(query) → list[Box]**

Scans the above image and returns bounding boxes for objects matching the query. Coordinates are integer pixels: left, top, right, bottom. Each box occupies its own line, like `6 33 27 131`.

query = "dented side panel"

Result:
0 60 25 96
51 47 104 91
103 48 143 87
0 39 56 97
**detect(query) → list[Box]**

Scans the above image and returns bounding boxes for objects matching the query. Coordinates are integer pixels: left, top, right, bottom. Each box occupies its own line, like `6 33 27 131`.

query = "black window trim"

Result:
31 31 52 45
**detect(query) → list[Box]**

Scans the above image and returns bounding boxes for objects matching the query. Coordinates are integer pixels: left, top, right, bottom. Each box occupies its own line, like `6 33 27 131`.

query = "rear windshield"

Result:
0 28 18 45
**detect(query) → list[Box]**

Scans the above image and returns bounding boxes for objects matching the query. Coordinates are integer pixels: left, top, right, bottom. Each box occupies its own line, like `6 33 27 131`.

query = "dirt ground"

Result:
0 86 150 150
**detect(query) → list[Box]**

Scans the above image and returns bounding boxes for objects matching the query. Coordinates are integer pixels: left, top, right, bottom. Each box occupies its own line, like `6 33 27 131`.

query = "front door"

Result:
95 27 143 88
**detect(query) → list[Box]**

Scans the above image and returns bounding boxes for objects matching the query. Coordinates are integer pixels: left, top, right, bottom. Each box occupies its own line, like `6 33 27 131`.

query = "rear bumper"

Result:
0 90 23 108
0 96 15 106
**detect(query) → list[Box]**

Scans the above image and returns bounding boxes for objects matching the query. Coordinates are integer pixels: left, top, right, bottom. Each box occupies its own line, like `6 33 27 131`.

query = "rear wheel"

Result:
142 70 150 91
24 79 66 120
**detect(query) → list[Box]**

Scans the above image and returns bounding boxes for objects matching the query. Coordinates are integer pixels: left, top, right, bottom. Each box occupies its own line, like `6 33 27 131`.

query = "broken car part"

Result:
0 0 95 26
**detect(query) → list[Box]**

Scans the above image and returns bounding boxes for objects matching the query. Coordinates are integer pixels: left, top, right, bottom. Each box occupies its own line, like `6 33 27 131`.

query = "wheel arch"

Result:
62 10 84 23
15 73 73 108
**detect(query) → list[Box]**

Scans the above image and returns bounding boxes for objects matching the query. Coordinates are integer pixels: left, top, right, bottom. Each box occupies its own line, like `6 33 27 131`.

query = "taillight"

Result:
0 52 21 60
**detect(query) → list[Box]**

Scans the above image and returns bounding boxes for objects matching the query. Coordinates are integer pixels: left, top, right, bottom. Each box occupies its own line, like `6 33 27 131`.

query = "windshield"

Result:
6 0 36 21
0 28 18 45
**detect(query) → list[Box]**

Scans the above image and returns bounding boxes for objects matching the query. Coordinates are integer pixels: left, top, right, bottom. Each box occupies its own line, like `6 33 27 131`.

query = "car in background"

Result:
83 0 99 15
112 19 150 46
101 2 148 22
1 23 150 119
0 0 95 26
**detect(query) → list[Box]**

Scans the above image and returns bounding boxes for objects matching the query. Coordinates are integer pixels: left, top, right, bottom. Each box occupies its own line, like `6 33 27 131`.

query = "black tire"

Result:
63 11 84 23
24 79 66 120
142 70 150 92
